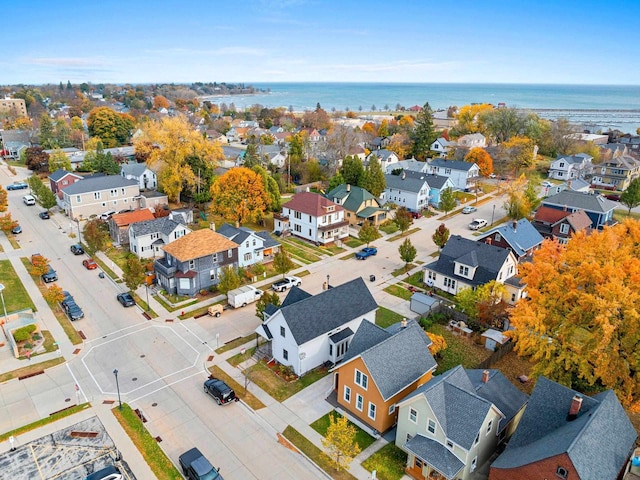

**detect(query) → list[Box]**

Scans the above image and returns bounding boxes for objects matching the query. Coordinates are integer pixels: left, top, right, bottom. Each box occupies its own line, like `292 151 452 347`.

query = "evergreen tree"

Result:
39 113 55 149
243 144 260 168
340 155 364 186
411 102 438 160
361 156 386 197
328 172 345 192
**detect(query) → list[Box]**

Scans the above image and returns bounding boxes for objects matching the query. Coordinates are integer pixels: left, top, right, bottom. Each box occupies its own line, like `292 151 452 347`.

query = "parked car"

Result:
6 182 28 190
541 181 553 187
355 247 378 260
84 464 122 480
468 218 488 230
204 378 237 405
61 294 76 309
116 292 135 307
604 193 621 201
22 195 36 206
82 258 98 270
70 244 85 255
179 447 223 480
410 210 422 219
39 211 50 219
461 206 477 214
271 276 301 292
64 302 85 321
99 210 116 220
42 266 58 283
11 225 22 234
488 173 497 179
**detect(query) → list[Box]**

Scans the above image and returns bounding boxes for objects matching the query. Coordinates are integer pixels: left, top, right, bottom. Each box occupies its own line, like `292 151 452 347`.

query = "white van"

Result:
22 195 36 206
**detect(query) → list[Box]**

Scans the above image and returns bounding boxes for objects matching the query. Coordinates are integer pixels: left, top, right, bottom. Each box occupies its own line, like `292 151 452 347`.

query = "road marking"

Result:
66 363 88 403
129 369 203 403
178 321 215 352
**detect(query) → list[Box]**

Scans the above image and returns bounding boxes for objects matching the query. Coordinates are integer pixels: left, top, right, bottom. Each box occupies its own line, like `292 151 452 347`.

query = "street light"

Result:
0 283 8 325
145 283 150 311
76 219 82 244
113 369 122 410
491 204 496 226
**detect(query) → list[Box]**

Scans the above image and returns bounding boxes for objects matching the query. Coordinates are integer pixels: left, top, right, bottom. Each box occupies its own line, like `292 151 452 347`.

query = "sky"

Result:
2 0 639 86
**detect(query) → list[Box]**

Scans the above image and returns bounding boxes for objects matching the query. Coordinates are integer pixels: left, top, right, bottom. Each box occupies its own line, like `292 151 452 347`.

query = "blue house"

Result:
540 191 618 230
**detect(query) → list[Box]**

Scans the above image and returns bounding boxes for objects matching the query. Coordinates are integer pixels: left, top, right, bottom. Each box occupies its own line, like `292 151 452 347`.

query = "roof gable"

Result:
542 190 618 213
480 219 544 257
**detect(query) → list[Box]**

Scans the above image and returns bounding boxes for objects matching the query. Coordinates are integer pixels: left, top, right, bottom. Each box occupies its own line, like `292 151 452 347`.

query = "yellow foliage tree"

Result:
387 133 412 159
209 167 270 225
134 116 223 203
426 332 447 357
464 147 493 177
322 413 361 469
455 103 494 134
362 122 376 136
508 220 640 409
501 135 536 172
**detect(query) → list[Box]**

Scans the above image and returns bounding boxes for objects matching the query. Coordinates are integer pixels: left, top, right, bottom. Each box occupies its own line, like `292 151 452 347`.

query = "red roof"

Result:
111 209 155 227
533 206 572 224
283 192 344 217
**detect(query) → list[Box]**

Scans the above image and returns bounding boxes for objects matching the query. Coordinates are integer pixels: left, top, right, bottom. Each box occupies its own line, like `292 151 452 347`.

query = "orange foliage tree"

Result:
465 147 493 176
426 332 447 357
209 167 270 225
153 95 170 110
508 220 640 409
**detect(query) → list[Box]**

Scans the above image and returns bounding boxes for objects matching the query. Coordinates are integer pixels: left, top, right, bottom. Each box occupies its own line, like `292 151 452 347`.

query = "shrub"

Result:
13 324 37 342
32 334 42 341
419 316 433 330
23 342 33 350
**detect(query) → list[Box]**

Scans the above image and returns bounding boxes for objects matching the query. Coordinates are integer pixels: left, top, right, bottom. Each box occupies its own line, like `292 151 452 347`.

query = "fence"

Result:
476 340 515 369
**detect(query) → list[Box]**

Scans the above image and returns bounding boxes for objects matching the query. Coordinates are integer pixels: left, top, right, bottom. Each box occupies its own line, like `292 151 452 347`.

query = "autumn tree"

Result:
399 238 417 271
395 206 413 235
508 220 640 409
123 256 147 292
29 254 50 281
24 146 50 173
386 132 411 159
620 178 640 215
457 281 508 328
432 223 450 250
453 103 494 135
273 249 295 278
340 155 364 186
504 174 534 220
439 187 457 214
48 148 72 172
256 291 281 321
0 185 7 212
218 266 241 296
43 284 66 309
87 106 135 147
501 135 536 173
464 147 493 177
358 220 381 247
0 213 18 234
426 332 447 357
361 156 386 197
322 413 361 469
411 102 438 160
209 167 270 225
83 219 110 252
153 95 170 110
134 116 223 203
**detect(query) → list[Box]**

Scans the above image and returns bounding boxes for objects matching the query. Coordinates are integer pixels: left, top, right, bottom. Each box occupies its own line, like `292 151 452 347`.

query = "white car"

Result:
99 210 116 220
469 218 488 230
462 206 477 214
541 181 553 187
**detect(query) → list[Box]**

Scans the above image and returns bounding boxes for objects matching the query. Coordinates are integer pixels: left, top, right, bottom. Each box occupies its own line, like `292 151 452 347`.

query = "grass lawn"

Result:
130 291 158 318
379 223 399 235
104 246 132 272
404 271 424 288
227 346 257 367
339 253 356 261
428 324 489 374
282 242 321 264
243 361 329 402
0 403 91 442
375 307 405 328
0 259 37 313
383 284 413 301
7 235 21 250
614 209 640 221
491 351 536 395
310 411 376 451
208 365 265 410
0 357 65 384
344 238 364 248
387 228 420 242
90 255 119 280
282 426 357 480
113 404 182 480
361 442 408 480
215 333 257 354
391 264 416 277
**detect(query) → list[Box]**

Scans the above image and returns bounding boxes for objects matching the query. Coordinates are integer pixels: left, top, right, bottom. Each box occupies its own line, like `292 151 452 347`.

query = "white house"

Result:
120 162 158 190
547 153 593 180
255 277 378 376
385 158 429 174
427 159 480 191
366 149 400 171
274 192 349 245
430 137 456 157
129 217 191 259
216 223 280 267
457 133 487 149
383 170 455 211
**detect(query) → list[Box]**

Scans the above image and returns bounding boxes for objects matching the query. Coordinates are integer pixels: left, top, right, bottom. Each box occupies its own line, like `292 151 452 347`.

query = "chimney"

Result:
401 318 407 329
568 395 583 420
512 220 517 232
486 237 492 245
482 370 490 383
235 221 240 229
401 171 406 180
346 183 351 192
209 222 216 231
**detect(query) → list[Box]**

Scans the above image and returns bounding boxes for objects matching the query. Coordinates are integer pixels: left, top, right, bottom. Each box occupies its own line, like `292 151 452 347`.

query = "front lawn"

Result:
310 411 376 451
375 307 404 328
383 284 413 301
0 259 37 313
208 365 265 410
243 361 329 402
344 238 364 248
361 442 408 480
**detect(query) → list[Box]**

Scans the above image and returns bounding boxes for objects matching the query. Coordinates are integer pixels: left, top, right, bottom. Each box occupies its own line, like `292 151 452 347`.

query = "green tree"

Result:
621 178 640 215
123 256 147 292
273 249 295 278
218 266 241 296
524 182 541 212
255 291 281 321
480 107 531 143
361 156 386 197
439 187 457 214
399 237 417 271
243 143 261 168
48 148 72 172
358 220 381 246
432 223 450 250
328 172 345 192
83 219 110 252
39 186 58 210
340 155 364 186
39 113 55 149
395 206 413 235
252 165 281 212
28 174 46 199
411 102 438 160
322 413 361 469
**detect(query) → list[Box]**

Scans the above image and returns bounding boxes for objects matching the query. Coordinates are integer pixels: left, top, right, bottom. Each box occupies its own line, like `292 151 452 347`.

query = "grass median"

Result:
0 402 91 442
0 357 65 384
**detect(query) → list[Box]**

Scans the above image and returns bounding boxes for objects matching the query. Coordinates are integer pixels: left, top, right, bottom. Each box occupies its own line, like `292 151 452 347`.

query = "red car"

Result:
411 211 422 219
82 258 98 270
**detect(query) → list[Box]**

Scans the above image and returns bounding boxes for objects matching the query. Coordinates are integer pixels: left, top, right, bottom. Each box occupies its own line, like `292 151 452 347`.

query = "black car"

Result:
116 292 135 307
63 301 84 320
61 295 76 309
39 211 50 219
42 266 58 283
70 244 85 255
204 378 236 405
84 464 122 480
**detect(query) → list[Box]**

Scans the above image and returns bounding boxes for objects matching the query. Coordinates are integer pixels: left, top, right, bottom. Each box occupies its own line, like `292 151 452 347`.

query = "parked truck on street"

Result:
227 285 263 308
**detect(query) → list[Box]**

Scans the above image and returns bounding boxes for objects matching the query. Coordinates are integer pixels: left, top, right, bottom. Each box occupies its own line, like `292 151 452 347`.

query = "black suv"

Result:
116 292 135 307
63 300 84 321
204 378 236 405
179 448 223 480
42 266 58 283
70 244 85 255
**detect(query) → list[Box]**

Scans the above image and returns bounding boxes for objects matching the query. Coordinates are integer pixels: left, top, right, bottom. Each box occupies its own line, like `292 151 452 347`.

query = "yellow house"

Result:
331 319 437 434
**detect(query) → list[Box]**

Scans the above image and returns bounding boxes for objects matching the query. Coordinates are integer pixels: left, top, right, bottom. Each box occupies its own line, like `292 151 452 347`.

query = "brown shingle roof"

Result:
533 206 571 224
283 192 344 217
162 229 238 262
565 210 592 232
111 209 155 227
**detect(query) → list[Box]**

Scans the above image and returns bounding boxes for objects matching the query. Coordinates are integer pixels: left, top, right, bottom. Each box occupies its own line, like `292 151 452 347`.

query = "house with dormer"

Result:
531 206 592 244
216 223 280 267
430 137 456 157
490 377 637 480
326 184 387 227
427 159 480 191
479 219 544 262
129 216 191 259
540 190 618 230
255 277 378 376
366 149 400 171
108 208 156 246
422 236 525 304
273 192 349 245
396 366 528 480
383 170 455 212
331 319 437 435
591 154 640 191
385 158 429 175
457 133 487 149
548 153 593 181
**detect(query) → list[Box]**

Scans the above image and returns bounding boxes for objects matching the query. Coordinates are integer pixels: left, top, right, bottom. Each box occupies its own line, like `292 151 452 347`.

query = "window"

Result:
446 439 453 450
415 458 423 468
471 457 477 472
427 419 436 434
458 265 469 276
406 433 413 443
474 432 480 445
368 402 376 420
280 326 285 337
228 249 232 258
495 233 502 242
244 253 252 262
283 349 288 361
559 223 569 234
294 224 302 233
444 278 456 289
354 370 368 389
211 253 218 263
94 192 101 200
294 211 301 219
188 260 195 270
409 408 418 424
121 188 125 195
252 239 256 246
486 419 493 434
344 386 351 403
388 404 395 415
101 202 106 207
245 241 249 248
556 467 568 479
209 270 216 280
356 394 363 411
76 195 81 203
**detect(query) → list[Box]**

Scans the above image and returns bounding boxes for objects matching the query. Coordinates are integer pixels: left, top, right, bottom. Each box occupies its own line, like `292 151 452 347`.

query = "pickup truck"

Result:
179 448 223 480
272 276 301 292
355 247 377 260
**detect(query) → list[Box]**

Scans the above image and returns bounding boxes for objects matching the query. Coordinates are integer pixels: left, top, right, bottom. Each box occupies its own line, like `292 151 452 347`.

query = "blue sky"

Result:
3 0 638 85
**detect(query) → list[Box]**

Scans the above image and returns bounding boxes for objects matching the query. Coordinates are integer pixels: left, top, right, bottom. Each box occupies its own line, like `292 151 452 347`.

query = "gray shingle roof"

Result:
278 277 377 346
385 170 430 193
48 169 80 182
63 175 138 195
429 158 476 171
130 217 183 236
491 377 637 479
542 190 618 213
480 219 544 258
120 162 148 177
405 435 465 479
466 369 528 429
281 286 313 307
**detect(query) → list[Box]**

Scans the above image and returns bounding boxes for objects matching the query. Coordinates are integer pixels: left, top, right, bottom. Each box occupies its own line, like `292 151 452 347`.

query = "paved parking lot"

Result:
0 416 136 479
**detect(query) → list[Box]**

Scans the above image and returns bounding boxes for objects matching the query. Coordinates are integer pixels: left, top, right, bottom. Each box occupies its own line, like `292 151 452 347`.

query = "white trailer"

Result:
227 285 264 308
